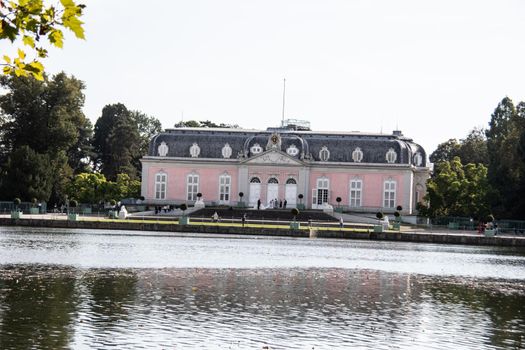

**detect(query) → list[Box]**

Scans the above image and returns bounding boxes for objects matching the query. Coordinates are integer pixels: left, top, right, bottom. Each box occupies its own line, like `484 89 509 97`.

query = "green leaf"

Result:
48 29 64 48
23 35 35 48
62 13 85 39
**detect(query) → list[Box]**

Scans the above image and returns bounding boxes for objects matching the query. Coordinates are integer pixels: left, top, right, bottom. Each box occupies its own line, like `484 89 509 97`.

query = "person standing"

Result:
339 216 344 229
242 213 246 227
257 199 261 210
283 199 287 209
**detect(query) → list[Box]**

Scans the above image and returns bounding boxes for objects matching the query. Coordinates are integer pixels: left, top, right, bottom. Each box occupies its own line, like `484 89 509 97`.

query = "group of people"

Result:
256 198 288 210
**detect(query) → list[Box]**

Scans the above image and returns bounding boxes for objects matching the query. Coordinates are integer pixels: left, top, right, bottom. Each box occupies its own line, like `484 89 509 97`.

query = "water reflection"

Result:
0 267 523 349
0 265 78 350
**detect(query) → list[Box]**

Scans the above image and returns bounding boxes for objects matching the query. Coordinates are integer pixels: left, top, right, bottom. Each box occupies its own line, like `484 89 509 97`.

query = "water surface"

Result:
0 227 524 349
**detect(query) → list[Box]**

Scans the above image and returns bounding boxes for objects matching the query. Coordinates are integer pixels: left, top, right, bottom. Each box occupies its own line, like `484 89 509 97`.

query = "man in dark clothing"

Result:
257 199 261 210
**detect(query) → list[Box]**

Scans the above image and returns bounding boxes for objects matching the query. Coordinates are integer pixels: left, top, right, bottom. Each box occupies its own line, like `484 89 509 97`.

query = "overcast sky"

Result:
25 1 525 155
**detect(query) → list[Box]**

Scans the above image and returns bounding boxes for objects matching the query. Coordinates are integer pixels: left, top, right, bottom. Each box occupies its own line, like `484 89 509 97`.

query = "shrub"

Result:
298 194 304 199
31 198 38 206
238 192 244 198
69 199 78 207
396 205 403 211
376 212 384 220
486 214 495 223
336 197 342 203
180 203 188 212
197 193 202 198
13 198 21 207
291 208 300 216
109 199 116 206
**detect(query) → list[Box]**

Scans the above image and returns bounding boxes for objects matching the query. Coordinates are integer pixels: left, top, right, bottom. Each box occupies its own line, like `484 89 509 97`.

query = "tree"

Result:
93 104 140 180
485 97 525 218
422 157 492 219
429 139 461 164
1 146 54 201
129 110 162 168
0 73 92 164
174 120 239 128
0 0 85 80
457 128 488 166
93 104 161 180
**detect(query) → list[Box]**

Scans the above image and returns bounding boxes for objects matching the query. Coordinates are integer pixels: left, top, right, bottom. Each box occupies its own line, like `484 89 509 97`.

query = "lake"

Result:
0 226 524 349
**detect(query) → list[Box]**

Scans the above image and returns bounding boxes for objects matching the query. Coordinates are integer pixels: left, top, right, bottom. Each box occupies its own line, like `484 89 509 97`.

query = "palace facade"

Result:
141 125 430 215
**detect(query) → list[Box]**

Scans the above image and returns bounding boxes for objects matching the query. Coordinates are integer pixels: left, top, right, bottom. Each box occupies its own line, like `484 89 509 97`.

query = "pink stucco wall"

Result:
309 171 404 208
147 165 239 203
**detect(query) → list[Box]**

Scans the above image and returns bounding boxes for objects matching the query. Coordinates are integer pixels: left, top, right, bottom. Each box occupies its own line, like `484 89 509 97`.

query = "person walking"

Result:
242 213 246 227
257 199 261 210
339 216 344 229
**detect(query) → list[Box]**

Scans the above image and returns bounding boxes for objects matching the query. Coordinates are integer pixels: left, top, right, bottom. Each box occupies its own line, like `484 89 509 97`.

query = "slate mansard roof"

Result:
146 127 428 167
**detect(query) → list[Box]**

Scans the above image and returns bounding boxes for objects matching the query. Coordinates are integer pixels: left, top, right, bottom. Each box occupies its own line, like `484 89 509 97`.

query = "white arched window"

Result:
190 143 201 158
319 146 330 161
186 173 199 201
352 147 363 163
268 177 279 184
386 148 397 163
155 172 167 200
349 179 362 207
222 143 232 158
383 179 396 208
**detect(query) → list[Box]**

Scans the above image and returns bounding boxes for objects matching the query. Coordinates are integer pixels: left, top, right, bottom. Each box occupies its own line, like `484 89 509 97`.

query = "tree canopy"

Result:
174 120 240 128
0 73 92 202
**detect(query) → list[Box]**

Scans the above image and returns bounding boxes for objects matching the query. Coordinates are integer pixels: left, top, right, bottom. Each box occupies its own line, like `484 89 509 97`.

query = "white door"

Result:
285 184 297 207
249 183 261 207
267 184 279 206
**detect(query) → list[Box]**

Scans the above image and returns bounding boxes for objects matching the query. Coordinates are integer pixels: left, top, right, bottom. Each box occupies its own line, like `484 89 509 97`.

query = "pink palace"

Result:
140 122 430 215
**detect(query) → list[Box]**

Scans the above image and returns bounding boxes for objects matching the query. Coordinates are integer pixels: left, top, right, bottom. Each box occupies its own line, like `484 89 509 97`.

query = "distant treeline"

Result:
420 97 525 220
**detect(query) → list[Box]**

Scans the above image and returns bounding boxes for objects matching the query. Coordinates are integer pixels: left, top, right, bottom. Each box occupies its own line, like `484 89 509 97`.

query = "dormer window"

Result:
190 143 200 158
352 147 363 162
222 143 232 158
250 143 263 154
319 146 330 162
414 152 423 166
158 141 169 157
386 148 397 163
286 144 299 156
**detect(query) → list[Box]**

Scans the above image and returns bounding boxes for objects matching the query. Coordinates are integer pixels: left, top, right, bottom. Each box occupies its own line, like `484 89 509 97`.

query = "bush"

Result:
197 193 202 198
376 212 384 220
238 192 244 198
31 197 38 206
180 203 188 212
396 205 403 211
291 208 300 216
394 211 400 218
109 199 116 206
139 196 145 201
298 194 304 199
13 198 21 206
336 197 342 203
69 199 78 207
486 214 495 223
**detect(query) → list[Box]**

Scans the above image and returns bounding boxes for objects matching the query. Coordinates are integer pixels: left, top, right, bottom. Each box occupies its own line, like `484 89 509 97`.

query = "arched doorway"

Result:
249 177 261 207
267 177 279 207
285 178 297 207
